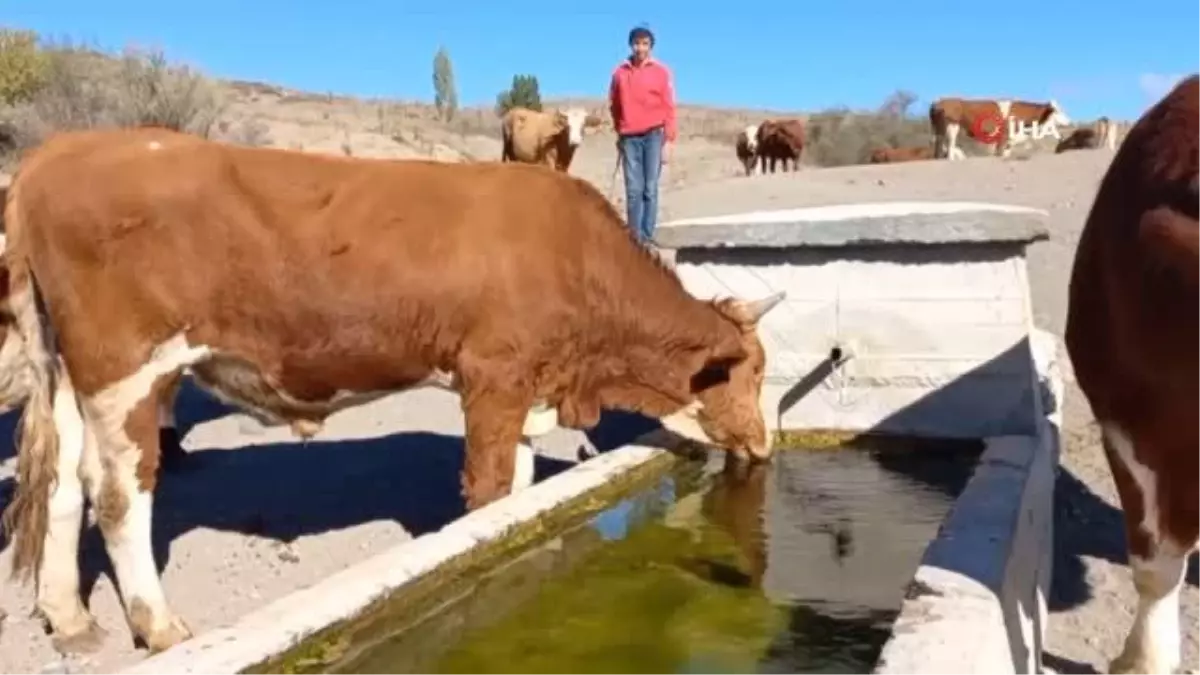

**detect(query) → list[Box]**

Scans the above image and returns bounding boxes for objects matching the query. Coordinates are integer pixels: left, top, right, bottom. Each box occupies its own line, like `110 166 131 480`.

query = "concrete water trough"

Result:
124 201 1063 675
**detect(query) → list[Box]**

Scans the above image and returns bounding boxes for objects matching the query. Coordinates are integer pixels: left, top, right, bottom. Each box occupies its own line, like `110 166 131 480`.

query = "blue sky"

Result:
7 0 1198 121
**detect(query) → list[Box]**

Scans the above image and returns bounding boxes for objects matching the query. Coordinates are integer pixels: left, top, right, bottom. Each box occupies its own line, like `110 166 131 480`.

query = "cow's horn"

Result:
742 290 787 323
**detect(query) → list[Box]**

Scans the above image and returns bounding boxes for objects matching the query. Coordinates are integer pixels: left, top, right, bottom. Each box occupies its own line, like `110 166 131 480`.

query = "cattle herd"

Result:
0 73 1194 675
495 96 1121 178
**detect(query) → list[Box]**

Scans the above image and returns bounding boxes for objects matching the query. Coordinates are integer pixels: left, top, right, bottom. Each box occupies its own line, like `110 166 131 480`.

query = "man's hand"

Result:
661 141 673 166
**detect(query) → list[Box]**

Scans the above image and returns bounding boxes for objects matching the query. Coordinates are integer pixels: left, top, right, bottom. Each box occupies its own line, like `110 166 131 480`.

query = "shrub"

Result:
495 74 541 116
0 28 46 106
0 40 225 165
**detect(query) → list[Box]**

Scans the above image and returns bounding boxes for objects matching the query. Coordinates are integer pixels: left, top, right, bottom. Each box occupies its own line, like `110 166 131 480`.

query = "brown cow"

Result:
734 123 760 176
929 97 1070 160
756 119 804 173
500 106 603 172
868 145 934 164
0 127 787 653
1055 116 1120 154
1064 74 1198 674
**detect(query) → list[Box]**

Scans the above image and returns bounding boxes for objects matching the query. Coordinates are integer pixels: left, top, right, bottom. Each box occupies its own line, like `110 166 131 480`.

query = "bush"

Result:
0 28 46 106
798 90 934 167
0 40 225 165
495 74 541 116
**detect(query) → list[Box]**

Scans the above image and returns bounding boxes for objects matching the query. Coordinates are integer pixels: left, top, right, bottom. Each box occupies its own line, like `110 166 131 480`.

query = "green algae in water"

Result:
330 439 982 674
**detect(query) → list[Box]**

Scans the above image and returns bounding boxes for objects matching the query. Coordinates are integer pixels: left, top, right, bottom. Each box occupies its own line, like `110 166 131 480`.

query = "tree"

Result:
879 89 918 118
0 28 47 106
432 46 458 122
495 74 541 116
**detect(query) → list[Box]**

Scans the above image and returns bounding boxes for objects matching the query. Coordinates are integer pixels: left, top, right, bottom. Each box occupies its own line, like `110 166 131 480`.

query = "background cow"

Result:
930 97 1070 160
0 127 787 655
756 119 805 173
1064 74 1198 674
500 106 603 173
1055 116 1120 154
734 124 760 176
868 145 934 164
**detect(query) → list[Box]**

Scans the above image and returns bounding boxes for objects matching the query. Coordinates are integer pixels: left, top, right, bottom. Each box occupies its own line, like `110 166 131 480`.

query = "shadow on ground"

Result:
1050 465 1200 615
0 381 674 607
1042 650 1101 674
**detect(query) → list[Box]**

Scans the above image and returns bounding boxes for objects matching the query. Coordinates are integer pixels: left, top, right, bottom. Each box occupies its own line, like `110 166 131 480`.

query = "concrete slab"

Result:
656 201 1050 249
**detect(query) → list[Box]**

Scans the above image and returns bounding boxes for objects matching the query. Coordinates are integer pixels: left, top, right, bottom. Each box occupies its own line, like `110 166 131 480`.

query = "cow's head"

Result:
1044 99 1071 127
663 291 786 462
555 107 604 146
743 124 760 153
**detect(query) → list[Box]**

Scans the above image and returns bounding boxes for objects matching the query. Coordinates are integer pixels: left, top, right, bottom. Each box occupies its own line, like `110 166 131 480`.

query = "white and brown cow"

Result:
1065 74 1198 674
929 97 1070 160
0 127 786 654
1055 116 1120 154
735 124 760 176
500 106 603 173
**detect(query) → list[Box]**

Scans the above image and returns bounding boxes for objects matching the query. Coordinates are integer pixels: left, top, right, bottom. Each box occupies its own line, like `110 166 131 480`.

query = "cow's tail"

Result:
0 182 61 582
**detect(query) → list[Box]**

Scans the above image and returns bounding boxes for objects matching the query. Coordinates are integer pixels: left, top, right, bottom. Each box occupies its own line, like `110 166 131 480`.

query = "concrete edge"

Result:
655 201 1051 250
120 444 670 675
873 329 1063 675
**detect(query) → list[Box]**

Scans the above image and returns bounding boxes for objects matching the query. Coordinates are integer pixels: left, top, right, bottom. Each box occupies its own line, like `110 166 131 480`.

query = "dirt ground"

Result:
0 124 1196 674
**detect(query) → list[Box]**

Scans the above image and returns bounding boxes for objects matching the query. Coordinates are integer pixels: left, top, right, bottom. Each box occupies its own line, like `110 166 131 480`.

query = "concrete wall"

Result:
874 329 1062 675
659 202 1061 674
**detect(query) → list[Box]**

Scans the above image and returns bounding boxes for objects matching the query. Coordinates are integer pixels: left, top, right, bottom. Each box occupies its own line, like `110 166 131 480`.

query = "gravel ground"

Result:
1 147 1197 673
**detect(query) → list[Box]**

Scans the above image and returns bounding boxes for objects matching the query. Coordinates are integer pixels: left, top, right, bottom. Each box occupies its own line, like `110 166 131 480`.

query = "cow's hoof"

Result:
51 620 107 655
144 614 193 654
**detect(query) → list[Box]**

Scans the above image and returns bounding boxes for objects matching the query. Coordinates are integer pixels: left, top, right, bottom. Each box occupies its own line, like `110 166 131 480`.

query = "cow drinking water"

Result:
0 127 787 654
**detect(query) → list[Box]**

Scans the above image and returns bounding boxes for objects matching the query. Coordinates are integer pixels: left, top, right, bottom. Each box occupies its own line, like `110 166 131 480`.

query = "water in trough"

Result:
293 437 983 674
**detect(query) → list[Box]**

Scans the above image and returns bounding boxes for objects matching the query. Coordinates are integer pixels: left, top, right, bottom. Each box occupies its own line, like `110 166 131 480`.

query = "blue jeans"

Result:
618 126 664 244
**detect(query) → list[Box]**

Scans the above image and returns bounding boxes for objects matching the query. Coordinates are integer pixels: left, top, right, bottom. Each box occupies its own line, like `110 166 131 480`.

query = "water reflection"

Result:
329 442 980 675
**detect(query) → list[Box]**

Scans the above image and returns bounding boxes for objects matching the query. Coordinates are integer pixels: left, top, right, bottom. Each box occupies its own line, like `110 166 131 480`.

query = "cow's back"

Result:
10 129 654 391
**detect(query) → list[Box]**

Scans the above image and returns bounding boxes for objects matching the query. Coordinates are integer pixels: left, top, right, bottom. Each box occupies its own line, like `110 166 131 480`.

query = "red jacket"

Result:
608 58 677 143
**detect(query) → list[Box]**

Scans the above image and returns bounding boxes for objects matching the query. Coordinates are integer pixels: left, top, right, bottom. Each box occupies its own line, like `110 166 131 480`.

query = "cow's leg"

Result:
83 338 209 652
946 123 964 160
85 377 191 653
1102 421 1192 674
457 353 534 510
35 363 107 653
157 373 188 472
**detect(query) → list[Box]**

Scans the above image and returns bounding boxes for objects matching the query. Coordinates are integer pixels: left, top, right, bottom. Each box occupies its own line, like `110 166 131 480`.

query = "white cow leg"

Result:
1103 421 1188 675
1111 545 1187 674
512 440 536 493
84 377 192 653
36 365 106 653
945 123 964 160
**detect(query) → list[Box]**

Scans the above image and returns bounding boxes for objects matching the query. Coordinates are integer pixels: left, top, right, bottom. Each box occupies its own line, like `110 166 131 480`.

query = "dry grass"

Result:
0 37 1105 173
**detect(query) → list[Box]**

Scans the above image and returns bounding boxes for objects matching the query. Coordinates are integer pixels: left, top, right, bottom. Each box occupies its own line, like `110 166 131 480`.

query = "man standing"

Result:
608 25 677 244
